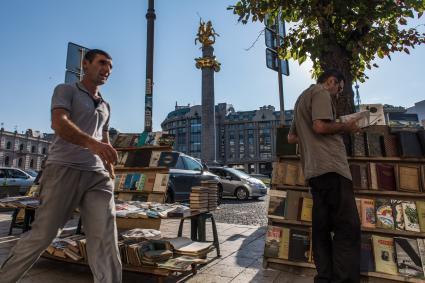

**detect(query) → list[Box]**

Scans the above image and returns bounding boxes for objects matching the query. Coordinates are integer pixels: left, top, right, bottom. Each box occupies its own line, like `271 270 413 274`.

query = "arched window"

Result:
18 158 23 168
4 156 9 166
6 141 11 149
31 145 35 153
30 159 34 168
19 144 24 151
42 147 46 154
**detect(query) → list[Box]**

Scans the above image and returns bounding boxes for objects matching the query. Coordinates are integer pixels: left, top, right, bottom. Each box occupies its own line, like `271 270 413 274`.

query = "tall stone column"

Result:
195 20 221 164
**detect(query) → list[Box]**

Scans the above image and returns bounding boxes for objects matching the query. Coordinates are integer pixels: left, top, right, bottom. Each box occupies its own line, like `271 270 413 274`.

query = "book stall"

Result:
265 125 425 282
0 132 221 282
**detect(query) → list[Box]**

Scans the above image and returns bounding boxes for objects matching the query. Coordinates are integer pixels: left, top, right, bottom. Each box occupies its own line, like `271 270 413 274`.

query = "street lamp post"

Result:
144 0 156 132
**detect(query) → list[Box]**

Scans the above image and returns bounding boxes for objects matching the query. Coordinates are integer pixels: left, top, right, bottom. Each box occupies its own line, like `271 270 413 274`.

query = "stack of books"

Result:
45 234 86 261
166 237 213 257
190 186 209 212
200 180 219 210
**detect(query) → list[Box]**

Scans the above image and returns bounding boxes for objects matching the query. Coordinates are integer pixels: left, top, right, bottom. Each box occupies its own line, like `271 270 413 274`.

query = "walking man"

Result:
0 49 121 283
288 69 361 283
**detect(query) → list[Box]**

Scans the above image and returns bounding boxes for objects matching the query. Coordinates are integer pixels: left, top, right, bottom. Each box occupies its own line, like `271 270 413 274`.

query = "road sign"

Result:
265 28 284 50
65 42 89 83
266 48 289 76
265 14 285 38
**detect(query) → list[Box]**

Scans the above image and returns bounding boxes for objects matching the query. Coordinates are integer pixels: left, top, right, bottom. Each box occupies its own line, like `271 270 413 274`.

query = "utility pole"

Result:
144 0 156 132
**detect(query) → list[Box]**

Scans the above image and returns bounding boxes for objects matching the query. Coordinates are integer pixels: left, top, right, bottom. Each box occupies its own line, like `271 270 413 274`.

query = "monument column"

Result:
195 20 221 164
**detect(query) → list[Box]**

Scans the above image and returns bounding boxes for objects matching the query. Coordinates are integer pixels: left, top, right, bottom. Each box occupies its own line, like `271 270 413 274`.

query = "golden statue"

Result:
195 19 219 47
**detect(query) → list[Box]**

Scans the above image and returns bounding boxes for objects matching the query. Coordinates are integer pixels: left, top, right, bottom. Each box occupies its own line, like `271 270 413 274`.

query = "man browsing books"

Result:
288 69 361 283
0 49 122 283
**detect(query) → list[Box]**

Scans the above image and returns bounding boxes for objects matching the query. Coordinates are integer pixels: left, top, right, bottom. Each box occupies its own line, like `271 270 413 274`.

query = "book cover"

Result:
367 162 378 190
397 131 423 158
360 199 376 228
268 190 286 217
143 173 156 192
288 229 310 262
351 132 366 157
402 201 420 232
283 163 298 186
129 174 141 190
350 163 369 190
416 201 425 232
417 239 425 276
376 163 396 191
375 199 394 229
123 174 134 190
360 234 375 272
398 165 421 192
153 174 169 193
298 197 313 222
285 190 303 221
135 174 146 191
340 110 370 128
350 164 362 190
355 198 362 221
149 151 161 167
394 237 424 277
114 174 125 191
278 227 290 259
264 226 282 258
125 150 152 168
372 235 398 275
116 152 128 168
158 152 179 168
296 163 305 186
365 133 383 157
390 200 405 231
381 134 398 157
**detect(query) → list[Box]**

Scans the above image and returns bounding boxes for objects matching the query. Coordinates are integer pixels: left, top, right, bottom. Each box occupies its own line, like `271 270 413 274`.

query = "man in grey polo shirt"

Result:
288 69 361 283
0 49 121 283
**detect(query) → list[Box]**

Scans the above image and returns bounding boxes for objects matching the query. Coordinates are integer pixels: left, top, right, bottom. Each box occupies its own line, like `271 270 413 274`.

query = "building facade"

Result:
161 103 293 176
0 128 52 171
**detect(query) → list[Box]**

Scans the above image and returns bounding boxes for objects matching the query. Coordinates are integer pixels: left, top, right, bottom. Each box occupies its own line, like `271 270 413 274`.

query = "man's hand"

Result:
343 117 361 133
104 161 116 179
87 141 118 164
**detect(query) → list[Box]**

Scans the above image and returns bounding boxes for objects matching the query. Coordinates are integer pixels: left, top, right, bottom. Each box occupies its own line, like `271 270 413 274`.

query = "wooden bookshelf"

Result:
265 257 425 282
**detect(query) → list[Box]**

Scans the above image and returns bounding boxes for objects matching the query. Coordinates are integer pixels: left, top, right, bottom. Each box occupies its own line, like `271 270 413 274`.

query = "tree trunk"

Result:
319 45 356 117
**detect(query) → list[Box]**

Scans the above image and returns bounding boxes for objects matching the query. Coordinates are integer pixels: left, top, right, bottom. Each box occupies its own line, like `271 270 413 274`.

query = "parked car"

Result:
249 173 271 187
0 167 35 194
166 152 222 203
24 169 39 178
208 167 267 200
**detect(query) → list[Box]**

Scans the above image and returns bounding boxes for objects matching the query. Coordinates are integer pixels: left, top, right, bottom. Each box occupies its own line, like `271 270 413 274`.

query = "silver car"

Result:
208 167 267 200
0 167 35 194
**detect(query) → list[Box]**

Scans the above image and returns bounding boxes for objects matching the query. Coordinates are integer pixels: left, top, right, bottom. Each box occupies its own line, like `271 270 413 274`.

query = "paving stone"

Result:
185 273 233 283
202 263 245 278
219 255 257 268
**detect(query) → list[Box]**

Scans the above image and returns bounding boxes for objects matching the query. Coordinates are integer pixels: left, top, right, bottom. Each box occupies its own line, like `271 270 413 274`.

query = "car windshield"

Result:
25 170 38 177
225 168 251 179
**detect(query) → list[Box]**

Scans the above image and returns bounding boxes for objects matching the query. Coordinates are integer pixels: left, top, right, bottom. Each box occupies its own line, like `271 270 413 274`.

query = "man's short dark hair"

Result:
317 69 345 84
84 49 112 62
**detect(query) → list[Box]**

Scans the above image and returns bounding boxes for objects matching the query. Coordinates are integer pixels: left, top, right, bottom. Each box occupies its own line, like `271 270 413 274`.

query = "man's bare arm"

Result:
313 118 359 135
51 108 117 164
101 129 115 179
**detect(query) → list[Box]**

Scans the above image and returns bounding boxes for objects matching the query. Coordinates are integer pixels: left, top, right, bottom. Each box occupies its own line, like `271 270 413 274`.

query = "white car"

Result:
0 167 35 193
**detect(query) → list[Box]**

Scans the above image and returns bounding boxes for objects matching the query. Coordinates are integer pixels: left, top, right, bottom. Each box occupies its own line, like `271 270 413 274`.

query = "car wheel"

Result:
235 187 249 201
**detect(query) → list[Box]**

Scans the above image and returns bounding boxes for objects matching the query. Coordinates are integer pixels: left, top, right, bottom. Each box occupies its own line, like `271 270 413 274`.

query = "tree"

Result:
229 0 425 115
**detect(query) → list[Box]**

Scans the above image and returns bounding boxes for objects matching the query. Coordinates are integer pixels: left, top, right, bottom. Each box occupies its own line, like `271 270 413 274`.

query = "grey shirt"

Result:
46 82 110 171
290 84 351 181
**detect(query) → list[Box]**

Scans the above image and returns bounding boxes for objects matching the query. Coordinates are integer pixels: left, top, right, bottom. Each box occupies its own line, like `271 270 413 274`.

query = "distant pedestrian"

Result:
0 49 121 283
287 69 361 283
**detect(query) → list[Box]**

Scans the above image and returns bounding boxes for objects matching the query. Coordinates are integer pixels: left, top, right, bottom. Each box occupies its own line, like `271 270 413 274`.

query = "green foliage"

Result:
228 0 425 82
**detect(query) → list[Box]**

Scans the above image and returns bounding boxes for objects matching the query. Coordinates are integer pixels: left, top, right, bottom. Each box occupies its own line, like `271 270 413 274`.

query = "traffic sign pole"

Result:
275 19 285 125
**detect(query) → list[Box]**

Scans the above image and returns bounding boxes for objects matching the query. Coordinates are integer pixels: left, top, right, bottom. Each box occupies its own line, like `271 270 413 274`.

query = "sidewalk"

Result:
0 212 314 282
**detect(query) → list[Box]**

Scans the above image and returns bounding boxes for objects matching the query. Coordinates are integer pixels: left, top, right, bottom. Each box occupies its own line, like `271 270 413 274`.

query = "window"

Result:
0 169 6 178
42 148 46 154
4 156 9 166
18 158 23 167
239 131 245 159
8 169 27 179
6 141 11 149
31 146 36 153
30 159 34 168
174 157 185 170
183 157 202 171
248 129 255 158
228 131 235 160
19 144 24 151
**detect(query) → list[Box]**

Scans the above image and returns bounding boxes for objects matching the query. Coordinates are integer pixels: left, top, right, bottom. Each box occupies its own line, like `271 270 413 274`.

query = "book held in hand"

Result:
340 110 370 128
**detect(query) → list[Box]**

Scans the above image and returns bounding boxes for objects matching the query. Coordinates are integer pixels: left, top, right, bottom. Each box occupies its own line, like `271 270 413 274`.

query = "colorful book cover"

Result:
402 201 420 232
264 226 282 258
416 201 425 232
130 174 141 190
375 199 394 229
136 174 146 191
361 199 376 228
372 235 398 275
278 227 290 259
123 174 134 190
391 200 405 231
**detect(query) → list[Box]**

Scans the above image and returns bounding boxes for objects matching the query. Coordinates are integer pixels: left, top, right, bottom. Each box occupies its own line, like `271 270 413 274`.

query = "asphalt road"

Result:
211 195 268 226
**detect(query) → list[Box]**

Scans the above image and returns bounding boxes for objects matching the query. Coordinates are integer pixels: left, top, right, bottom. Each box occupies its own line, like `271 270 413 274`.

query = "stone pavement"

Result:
0 212 314 282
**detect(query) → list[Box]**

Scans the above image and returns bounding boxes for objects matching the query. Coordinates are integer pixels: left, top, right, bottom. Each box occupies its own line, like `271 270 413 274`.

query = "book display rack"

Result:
265 126 425 282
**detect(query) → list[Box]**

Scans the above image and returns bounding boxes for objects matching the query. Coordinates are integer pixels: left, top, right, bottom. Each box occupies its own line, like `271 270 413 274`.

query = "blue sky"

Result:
1 0 424 134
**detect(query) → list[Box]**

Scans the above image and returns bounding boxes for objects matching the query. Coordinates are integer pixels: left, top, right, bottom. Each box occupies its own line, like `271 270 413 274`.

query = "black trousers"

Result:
309 172 361 283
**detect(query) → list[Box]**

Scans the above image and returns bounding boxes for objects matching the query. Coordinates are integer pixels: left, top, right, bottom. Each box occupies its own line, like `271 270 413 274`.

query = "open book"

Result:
340 110 370 128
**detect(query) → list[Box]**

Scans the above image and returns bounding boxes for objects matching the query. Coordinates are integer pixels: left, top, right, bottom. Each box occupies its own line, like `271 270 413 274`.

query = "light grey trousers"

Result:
0 164 122 283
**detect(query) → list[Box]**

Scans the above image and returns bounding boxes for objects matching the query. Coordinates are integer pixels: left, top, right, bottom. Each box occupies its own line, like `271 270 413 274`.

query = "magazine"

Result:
340 110 370 128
